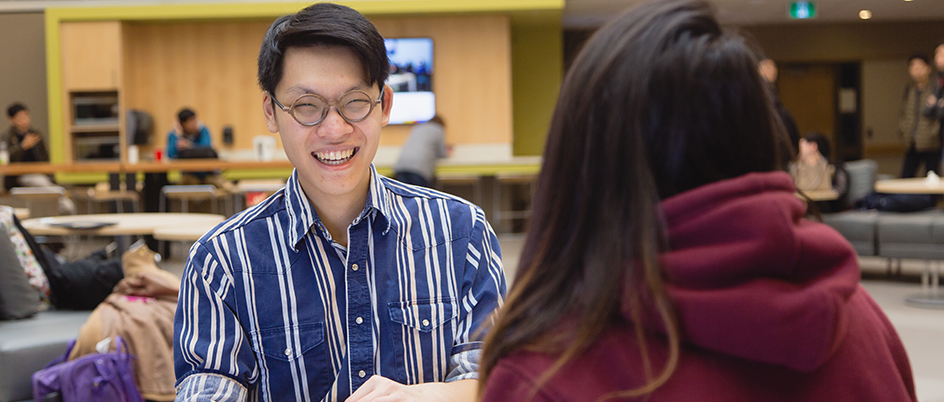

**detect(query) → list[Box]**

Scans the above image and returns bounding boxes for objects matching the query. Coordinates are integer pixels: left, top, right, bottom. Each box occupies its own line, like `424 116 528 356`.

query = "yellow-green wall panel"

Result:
511 17 562 156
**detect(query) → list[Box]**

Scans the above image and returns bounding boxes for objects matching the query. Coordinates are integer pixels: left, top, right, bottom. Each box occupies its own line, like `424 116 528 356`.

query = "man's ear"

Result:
262 93 280 134
380 84 393 127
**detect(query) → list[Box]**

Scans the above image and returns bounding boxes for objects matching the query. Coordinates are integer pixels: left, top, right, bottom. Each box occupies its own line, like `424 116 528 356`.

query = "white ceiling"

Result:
564 0 944 28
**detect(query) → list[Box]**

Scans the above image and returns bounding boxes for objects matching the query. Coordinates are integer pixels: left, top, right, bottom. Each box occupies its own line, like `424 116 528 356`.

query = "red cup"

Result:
154 149 163 162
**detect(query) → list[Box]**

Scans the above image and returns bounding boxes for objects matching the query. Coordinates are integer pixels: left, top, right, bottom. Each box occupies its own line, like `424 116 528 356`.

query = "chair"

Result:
86 182 140 214
436 172 483 207
159 185 221 214
10 186 69 218
231 179 286 212
822 159 879 257
492 172 536 233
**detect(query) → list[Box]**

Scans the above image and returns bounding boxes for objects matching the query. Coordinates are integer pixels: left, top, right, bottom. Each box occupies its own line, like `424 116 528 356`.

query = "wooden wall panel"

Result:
372 15 513 146
61 21 121 91
121 15 512 154
123 20 271 154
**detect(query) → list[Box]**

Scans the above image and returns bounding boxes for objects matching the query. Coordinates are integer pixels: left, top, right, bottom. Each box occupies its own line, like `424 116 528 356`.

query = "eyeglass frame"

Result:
270 87 385 126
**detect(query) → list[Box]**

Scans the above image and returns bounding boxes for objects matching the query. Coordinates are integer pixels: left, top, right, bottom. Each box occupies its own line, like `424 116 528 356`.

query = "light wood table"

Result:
0 162 122 175
153 220 223 242
22 213 225 237
874 178 944 194
798 189 839 201
122 160 294 173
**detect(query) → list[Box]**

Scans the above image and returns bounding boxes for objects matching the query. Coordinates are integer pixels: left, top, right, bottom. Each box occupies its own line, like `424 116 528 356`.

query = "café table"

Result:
22 213 224 237
872 177 944 308
874 177 944 194
798 188 839 201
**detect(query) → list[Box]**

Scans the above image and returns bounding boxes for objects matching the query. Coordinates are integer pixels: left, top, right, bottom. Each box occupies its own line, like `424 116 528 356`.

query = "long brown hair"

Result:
480 0 784 399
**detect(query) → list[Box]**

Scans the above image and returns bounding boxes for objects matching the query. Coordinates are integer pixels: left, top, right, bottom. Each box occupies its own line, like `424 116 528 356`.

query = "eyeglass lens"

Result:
291 91 375 125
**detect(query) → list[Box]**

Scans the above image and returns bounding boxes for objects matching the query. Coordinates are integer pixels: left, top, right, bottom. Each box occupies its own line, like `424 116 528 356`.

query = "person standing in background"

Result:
758 58 800 162
393 114 452 188
924 41 944 160
899 54 940 178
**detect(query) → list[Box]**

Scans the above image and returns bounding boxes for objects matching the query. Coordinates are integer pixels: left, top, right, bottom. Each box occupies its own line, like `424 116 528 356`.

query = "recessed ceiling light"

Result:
904 0 913 2
859 10 872 19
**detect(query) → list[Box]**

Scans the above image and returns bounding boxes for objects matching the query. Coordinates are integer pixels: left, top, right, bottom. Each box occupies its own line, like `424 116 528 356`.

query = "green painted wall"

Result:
511 16 562 156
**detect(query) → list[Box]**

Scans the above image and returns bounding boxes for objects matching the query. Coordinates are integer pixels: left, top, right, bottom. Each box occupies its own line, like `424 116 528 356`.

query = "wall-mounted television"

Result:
385 38 434 124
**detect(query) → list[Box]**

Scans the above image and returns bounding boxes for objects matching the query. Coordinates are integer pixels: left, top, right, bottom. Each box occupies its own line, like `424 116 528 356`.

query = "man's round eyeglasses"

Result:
271 88 384 126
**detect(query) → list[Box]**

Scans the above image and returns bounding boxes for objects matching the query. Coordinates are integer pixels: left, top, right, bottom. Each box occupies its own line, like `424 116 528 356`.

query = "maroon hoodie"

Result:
481 172 916 402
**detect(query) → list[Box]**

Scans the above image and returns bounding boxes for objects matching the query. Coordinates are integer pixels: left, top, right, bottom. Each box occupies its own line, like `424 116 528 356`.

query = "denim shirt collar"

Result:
285 164 392 248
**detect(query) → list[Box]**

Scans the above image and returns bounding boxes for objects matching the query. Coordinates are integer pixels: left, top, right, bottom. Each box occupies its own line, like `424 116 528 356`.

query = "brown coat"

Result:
899 83 941 152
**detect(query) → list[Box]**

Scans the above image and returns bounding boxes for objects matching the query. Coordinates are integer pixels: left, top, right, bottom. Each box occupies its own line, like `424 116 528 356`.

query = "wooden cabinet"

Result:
60 21 121 91
60 21 123 162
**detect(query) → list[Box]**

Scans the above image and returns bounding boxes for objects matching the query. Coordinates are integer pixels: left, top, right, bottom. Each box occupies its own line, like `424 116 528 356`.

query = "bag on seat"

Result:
32 335 144 402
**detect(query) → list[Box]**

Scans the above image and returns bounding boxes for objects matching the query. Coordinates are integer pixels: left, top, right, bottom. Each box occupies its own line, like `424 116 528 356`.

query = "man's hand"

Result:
21 133 41 150
929 95 939 108
177 137 193 150
345 376 476 402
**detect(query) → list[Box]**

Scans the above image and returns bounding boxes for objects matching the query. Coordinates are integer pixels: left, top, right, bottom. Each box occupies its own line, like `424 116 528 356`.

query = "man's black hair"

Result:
910 53 930 65
6 103 27 118
177 108 196 124
257 3 389 96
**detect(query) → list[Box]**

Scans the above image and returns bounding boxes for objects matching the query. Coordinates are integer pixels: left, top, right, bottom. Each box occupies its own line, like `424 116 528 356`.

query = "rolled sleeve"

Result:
174 242 257 398
451 207 506 376
445 347 482 382
175 373 248 402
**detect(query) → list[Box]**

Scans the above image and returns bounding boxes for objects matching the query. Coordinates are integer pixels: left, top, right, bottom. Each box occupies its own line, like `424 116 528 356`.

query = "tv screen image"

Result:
385 38 435 124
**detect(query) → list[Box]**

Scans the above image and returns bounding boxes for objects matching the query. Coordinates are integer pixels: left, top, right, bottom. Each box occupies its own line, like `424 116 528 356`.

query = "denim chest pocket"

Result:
250 322 333 398
387 299 457 383
251 322 325 362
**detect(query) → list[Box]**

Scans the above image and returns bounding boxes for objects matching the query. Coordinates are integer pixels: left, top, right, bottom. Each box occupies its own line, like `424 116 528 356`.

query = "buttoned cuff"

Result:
176 373 248 402
445 347 481 382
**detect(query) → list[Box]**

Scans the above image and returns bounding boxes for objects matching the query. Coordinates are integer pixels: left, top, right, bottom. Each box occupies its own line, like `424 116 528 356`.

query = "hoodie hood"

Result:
648 171 860 372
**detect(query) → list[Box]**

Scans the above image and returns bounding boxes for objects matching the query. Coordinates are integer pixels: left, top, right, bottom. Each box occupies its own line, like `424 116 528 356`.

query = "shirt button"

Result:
358 370 366 378
352 263 359 271
284 348 292 356
422 319 430 327
356 316 364 324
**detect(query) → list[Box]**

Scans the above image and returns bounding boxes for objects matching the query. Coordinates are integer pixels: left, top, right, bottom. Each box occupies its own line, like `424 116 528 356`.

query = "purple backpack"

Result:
32 335 144 402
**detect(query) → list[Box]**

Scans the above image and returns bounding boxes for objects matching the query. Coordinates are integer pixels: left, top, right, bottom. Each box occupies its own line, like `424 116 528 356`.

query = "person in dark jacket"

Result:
478 1 917 401
899 54 940 177
759 57 800 164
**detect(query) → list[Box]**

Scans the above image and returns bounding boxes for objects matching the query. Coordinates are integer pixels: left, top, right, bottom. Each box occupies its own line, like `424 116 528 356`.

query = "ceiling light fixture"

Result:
859 10 872 19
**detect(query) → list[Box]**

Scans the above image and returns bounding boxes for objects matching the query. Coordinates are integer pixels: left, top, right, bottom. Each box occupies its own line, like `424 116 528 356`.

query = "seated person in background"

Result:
166 108 223 186
479 1 916 401
174 3 505 401
791 132 850 211
4 103 75 213
393 114 452 188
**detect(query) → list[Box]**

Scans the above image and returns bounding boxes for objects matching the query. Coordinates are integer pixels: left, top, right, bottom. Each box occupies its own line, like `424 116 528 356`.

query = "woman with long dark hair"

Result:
478 1 916 401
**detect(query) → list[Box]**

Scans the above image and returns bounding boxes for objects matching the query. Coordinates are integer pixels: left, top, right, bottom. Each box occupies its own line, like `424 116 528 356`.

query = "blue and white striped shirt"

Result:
174 166 506 401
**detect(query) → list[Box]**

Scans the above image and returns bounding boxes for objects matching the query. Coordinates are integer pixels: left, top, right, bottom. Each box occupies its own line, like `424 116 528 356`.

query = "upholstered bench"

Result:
0 310 91 402
876 211 944 260
822 210 880 256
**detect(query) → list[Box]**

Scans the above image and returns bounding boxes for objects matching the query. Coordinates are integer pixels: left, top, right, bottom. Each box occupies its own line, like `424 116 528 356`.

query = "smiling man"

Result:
172 4 506 402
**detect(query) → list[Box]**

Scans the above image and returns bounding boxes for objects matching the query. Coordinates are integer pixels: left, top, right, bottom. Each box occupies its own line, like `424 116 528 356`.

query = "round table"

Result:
798 188 839 201
874 178 944 194
152 220 224 242
22 213 225 237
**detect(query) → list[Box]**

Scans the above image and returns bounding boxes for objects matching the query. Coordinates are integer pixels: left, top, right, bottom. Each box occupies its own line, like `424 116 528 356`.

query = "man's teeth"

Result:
314 149 355 165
